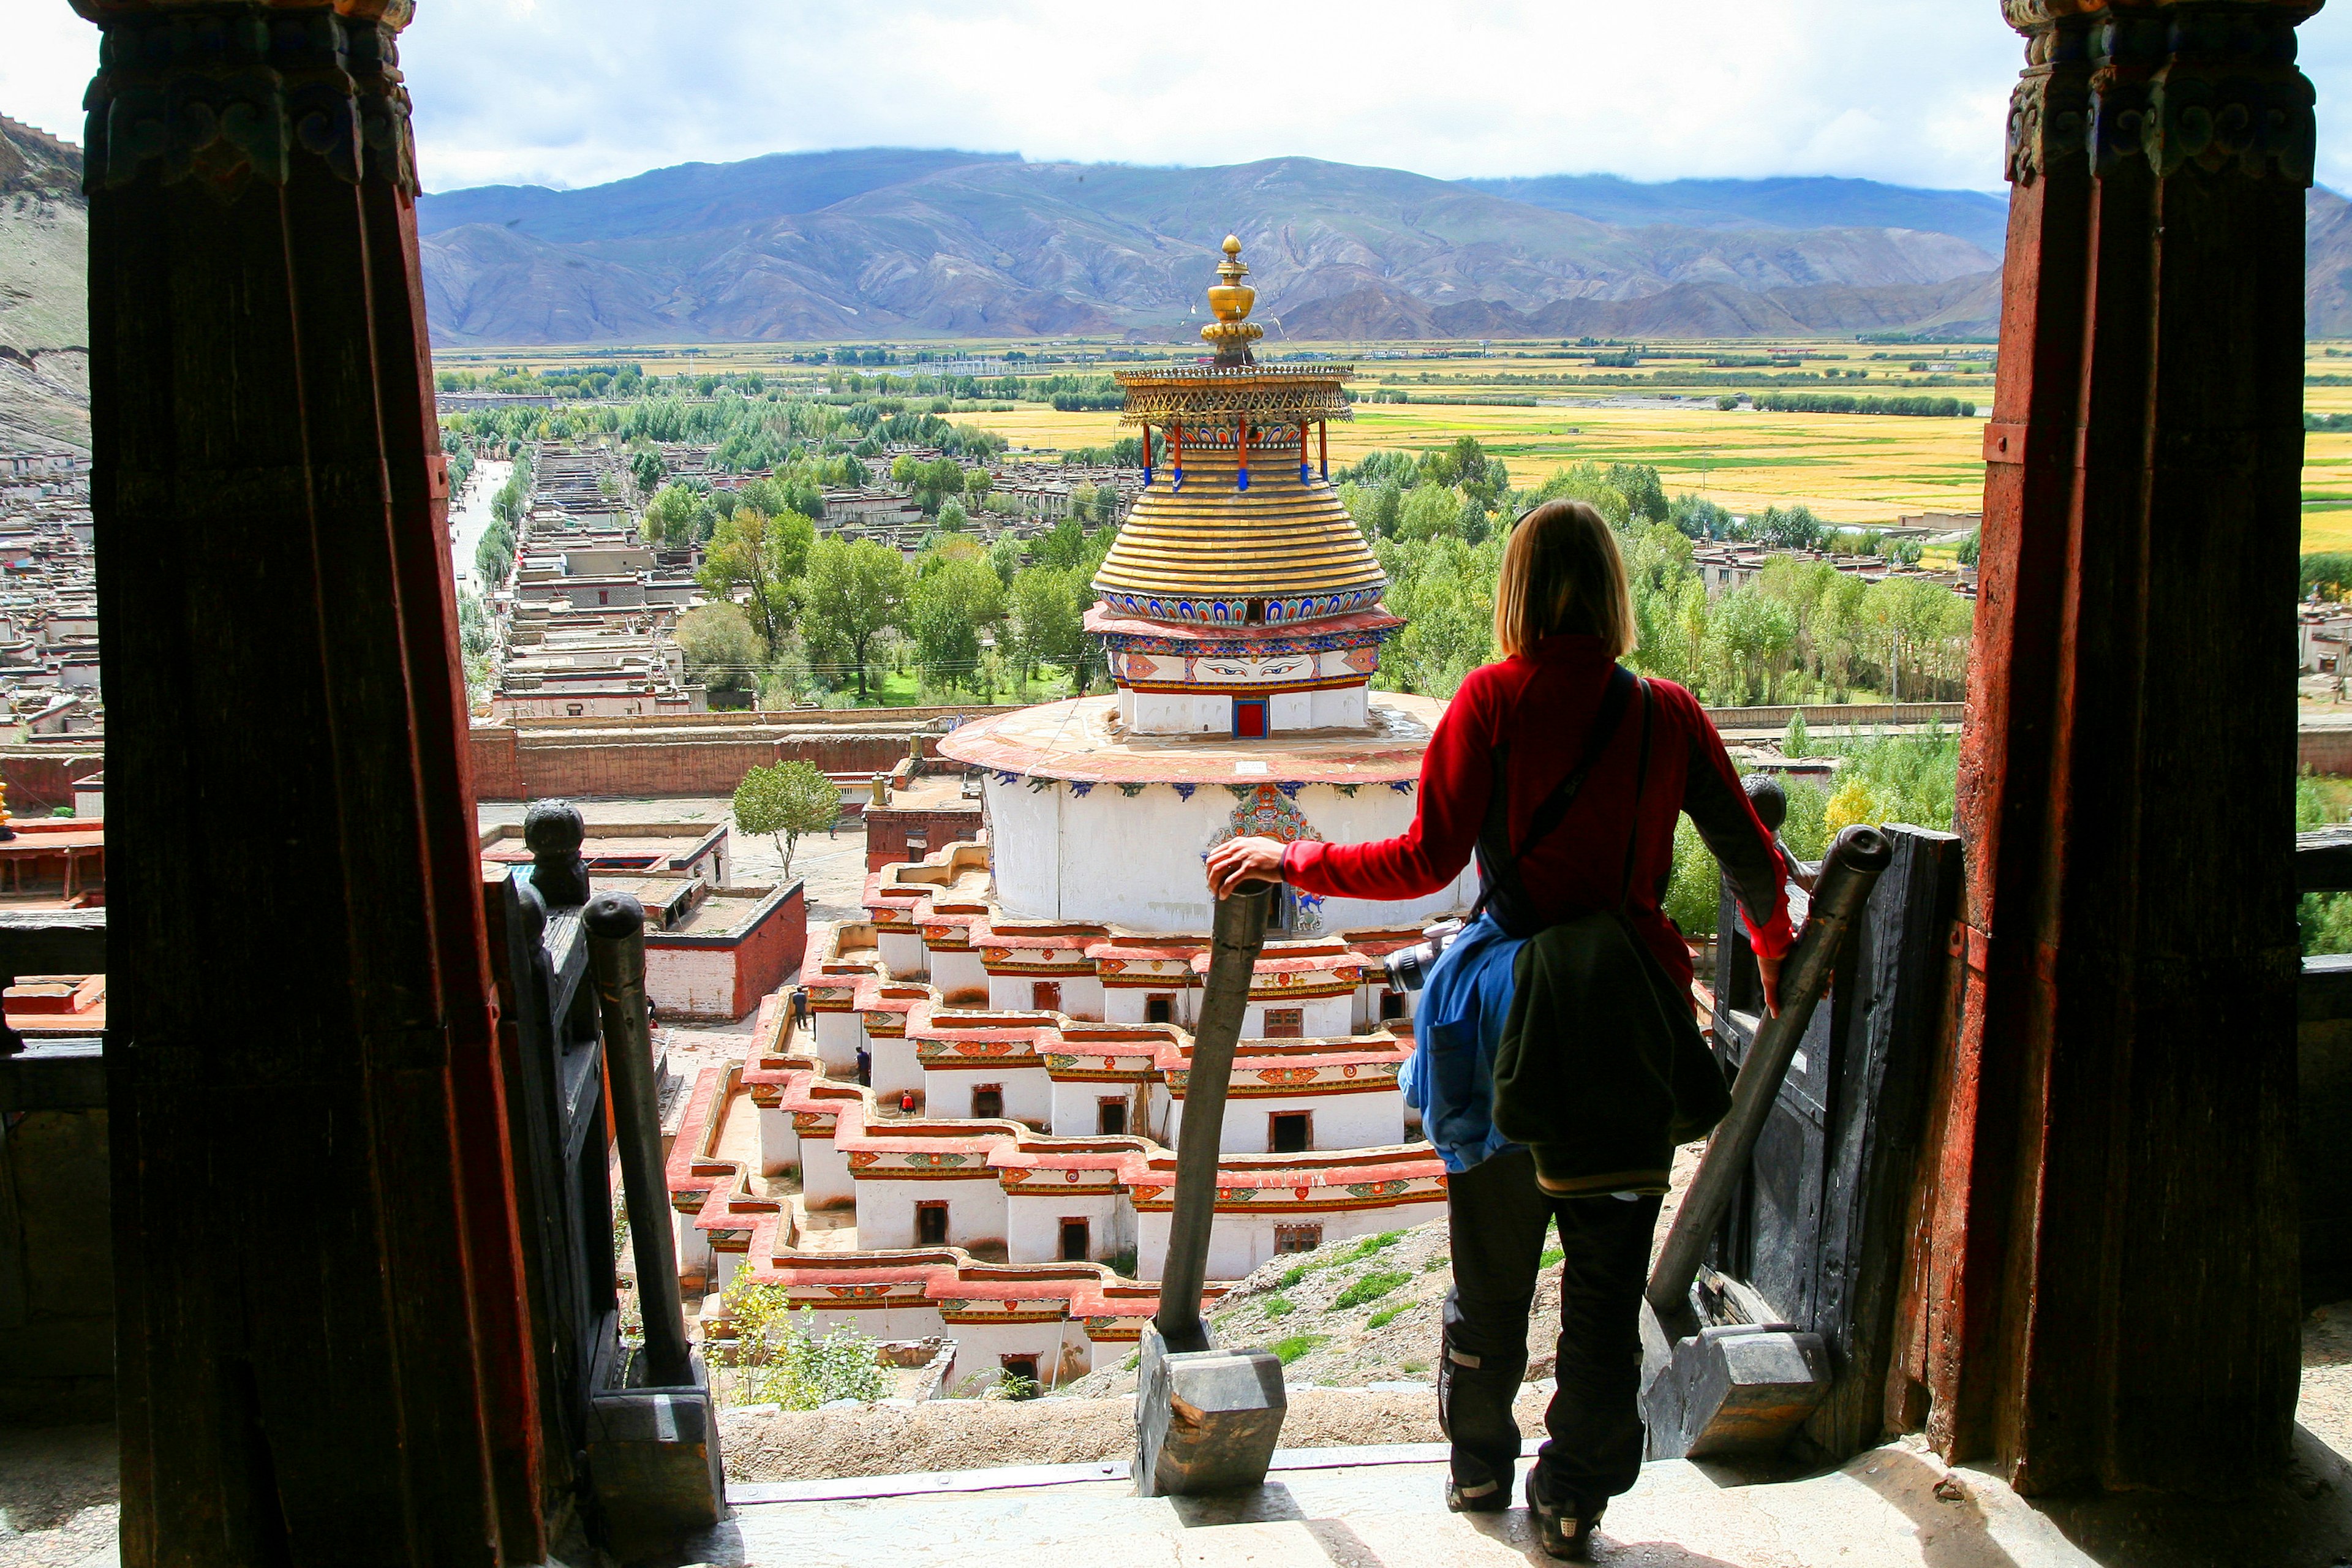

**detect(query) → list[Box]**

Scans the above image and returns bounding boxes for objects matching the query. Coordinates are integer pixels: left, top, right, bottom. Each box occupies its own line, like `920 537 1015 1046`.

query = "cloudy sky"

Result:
7 1 2352 197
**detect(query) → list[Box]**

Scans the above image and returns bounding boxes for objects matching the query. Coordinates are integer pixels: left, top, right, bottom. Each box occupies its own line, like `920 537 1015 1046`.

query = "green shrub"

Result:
1262 1295 1298 1318
1366 1303 1414 1329
1540 1246 1566 1270
1334 1270 1412 1310
1271 1333 1329 1365
715 1280 892 1409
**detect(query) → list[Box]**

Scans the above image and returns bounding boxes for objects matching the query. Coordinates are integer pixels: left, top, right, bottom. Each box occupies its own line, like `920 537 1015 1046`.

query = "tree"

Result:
676 602 764 701
908 552 1007 692
801 538 910 701
1009 566 1085 684
1755 504 1825 551
698 506 816 651
732 761 842 877
1033 516 1093 570
644 482 704 549
1396 481 1461 541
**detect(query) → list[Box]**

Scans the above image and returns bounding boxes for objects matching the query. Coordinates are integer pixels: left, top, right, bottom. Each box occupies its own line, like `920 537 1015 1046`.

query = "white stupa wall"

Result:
1005 1189 1132 1265
856 1175 1007 1251
982 774 1479 934
1135 1197 1449 1281
1164 1088 1405 1156
1115 646 1375 736
1049 1079 1152 1137
922 1065 1052 1125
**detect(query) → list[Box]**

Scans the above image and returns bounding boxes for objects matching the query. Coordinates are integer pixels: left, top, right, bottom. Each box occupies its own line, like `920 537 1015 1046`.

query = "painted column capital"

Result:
72 0 412 26
2002 0 2322 186
72 0 417 195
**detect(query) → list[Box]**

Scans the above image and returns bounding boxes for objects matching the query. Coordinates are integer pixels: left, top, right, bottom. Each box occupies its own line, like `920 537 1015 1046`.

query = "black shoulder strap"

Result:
1469 664 1637 929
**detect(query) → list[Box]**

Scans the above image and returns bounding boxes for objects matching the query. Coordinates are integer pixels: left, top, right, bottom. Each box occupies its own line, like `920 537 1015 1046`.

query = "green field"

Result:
436 337 2352 549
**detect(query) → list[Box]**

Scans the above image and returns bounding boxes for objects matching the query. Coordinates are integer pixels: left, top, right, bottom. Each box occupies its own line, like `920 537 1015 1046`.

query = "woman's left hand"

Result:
1206 836 1287 899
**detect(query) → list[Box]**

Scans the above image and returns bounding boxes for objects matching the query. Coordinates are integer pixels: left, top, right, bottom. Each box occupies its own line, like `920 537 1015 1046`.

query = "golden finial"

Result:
1201 233 1264 366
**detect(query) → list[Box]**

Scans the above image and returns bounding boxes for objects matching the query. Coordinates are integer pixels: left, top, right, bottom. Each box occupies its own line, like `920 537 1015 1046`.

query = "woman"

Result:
1205 499 1793 1560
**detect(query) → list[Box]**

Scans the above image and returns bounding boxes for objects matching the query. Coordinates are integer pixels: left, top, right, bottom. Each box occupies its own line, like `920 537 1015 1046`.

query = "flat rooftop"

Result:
939 694 1441 786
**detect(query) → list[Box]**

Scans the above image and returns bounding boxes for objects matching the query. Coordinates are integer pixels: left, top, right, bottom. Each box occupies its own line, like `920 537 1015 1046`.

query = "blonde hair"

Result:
1493 500 1637 659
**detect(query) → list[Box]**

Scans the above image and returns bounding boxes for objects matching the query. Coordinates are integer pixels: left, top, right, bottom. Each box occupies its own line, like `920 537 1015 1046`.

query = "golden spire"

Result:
1200 235 1264 366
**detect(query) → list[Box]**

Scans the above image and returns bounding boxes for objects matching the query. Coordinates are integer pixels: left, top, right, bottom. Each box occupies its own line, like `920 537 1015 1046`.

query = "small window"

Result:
1031 981 1061 1012
972 1085 1005 1120
916 1201 949 1245
1144 994 1174 1025
1270 1111 1311 1154
565 703 585 717
1097 1098 1127 1136
1265 1008 1305 1039
1275 1224 1323 1254
1379 990 1406 1022
1245 598 1266 625
1059 1218 1091 1262
597 589 609 605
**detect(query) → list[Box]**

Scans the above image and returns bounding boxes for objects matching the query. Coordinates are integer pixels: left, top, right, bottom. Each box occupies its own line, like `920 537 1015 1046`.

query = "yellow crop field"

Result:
437 336 2352 548
959 400 1993 527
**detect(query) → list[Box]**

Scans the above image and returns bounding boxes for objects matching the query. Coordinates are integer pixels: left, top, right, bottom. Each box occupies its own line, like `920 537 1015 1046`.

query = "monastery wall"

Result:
0 748 104 813
466 706 1021 801
982 778 1478 933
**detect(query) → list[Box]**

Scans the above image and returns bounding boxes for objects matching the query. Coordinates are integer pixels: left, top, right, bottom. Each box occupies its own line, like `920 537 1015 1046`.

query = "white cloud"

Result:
6 1 2352 197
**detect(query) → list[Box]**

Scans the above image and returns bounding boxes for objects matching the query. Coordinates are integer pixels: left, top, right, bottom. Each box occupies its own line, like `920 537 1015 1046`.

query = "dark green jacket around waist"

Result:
1488 910 1731 1198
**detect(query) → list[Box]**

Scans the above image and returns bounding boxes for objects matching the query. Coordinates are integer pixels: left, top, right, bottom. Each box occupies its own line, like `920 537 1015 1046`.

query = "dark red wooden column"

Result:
74 2 544 1562
1898 0 2318 1497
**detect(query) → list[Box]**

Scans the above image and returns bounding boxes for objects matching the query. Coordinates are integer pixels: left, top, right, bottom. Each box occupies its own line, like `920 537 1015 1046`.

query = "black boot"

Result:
1525 1469 1602 1561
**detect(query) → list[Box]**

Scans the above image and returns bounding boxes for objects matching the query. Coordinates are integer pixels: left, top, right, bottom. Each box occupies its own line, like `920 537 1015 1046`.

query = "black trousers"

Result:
1438 1146 1661 1510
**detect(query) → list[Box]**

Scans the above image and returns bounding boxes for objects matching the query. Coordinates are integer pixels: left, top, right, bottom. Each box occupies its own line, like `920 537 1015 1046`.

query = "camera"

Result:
1384 918 1464 993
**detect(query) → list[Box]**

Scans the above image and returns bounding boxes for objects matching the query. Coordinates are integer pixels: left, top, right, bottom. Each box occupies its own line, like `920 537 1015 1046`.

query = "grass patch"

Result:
1262 1295 1298 1319
1278 1264 1311 1290
1122 1352 1139 1372
1400 1358 1430 1375
1422 1253 1450 1273
1271 1333 1330 1365
1334 1270 1413 1310
1540 1246 1566 1270
1366 1302 1415 1329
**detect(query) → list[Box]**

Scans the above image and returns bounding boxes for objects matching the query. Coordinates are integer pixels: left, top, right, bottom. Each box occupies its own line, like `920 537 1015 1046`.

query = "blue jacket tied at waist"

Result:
1402 912 1525 1174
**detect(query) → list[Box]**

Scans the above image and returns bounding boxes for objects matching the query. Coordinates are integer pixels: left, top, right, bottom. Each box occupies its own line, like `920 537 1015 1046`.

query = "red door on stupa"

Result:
1234 700 1267 738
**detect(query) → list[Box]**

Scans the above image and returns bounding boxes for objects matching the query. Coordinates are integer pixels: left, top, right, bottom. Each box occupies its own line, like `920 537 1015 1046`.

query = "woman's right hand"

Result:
1205 836 1287 899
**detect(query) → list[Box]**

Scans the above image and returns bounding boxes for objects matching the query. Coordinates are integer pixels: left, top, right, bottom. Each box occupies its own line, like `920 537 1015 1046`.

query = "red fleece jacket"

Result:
1282 635 1796 997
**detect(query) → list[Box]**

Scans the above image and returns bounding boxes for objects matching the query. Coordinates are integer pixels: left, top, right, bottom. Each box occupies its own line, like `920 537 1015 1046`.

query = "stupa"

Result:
940 236 1474 935
669 239 1470 1395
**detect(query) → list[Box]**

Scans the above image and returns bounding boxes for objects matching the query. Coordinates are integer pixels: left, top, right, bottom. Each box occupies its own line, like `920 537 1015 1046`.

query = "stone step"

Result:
677 1438 2120 1568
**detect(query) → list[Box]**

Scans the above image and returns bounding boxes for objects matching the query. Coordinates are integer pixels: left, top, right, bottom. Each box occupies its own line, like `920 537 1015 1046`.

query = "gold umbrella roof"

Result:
1091 237 1383 625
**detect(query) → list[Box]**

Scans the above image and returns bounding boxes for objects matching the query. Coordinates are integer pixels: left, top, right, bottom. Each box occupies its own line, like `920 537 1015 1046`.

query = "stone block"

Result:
586 1344 726 1558
1133 1322 1287 1498
1641 1316 1831 1461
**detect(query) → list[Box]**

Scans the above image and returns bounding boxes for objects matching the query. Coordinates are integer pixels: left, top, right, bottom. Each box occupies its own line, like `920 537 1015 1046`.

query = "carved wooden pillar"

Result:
74 2 543 1561
1898 0 2318 1496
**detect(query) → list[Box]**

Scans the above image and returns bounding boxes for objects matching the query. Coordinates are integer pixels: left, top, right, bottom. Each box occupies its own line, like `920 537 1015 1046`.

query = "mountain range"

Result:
9 126 2352 396
414 149 2016 345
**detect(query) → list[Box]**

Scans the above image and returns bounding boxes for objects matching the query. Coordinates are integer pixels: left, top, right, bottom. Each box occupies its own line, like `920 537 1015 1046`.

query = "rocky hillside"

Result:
0 113 88 453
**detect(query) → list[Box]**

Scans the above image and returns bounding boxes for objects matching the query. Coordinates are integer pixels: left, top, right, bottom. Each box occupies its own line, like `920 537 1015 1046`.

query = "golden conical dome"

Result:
1095 446 1384 621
